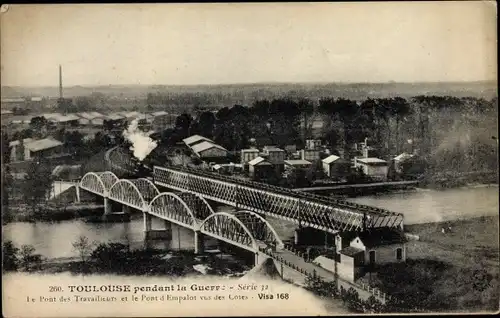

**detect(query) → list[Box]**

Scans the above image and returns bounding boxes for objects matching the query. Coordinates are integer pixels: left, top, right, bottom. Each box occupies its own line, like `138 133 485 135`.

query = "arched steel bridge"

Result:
80 171 284 252
100 146 404 234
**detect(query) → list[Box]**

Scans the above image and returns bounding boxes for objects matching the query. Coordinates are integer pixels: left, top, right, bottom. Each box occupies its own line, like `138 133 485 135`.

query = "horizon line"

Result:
1 79 498 89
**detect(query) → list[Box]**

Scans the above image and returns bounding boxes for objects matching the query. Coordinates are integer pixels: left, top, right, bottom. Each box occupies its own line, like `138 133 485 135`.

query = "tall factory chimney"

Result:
59 65 63 99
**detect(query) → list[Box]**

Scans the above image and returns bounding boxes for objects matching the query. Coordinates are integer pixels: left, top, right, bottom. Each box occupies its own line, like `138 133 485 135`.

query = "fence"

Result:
258 245 391 303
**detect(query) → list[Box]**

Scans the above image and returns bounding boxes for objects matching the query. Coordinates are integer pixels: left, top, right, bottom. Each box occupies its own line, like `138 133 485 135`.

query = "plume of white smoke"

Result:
122 119 158 161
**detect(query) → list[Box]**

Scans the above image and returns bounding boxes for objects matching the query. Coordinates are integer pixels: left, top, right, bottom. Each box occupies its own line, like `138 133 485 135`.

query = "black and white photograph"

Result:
1 2 498 316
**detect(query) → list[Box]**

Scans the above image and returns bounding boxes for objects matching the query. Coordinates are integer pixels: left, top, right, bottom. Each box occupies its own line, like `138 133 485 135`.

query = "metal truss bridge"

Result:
89 147 403 235
79 171 284 253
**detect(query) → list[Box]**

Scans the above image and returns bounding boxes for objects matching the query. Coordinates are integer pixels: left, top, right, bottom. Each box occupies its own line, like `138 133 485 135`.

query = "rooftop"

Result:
152 111 169 116
322 154 341 164
356 228 407 248
25 138 63 152
248 156 271 166
183 135 213 146
356 157 387 165
9 138 34 147
1 110 13 115
340 246 364 257
284 159 312 166
191 141 227 154
394 152 414 161
106 113 125 121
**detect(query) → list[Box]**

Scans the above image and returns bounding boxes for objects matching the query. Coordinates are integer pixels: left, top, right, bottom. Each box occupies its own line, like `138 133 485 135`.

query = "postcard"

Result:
1 2 498 317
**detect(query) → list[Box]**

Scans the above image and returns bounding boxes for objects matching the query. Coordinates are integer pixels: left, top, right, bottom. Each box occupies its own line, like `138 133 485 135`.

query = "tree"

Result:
175 113 193 139
74 96 92 111
197 111 216 139
2 240 19 271
22 160 53 214
389 97 412 154
1 131 10 164
72 235 94 264
19 244 42 271
319 98 359 157
29 116 48 136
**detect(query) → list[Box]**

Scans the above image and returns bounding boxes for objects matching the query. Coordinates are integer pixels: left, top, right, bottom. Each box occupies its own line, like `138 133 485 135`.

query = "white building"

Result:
262 147 285 165
334 229 407 282
354 157 388 181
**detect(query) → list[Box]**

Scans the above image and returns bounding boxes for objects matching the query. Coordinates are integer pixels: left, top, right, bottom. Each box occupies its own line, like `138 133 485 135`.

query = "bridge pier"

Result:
104 197 112 215
144 214 172 241
75 184 81 203
143 212 152 232
294 227 304 246
194 231 205 254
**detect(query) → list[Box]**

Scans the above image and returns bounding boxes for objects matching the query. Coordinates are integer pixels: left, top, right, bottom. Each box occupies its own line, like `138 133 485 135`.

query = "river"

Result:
2 185 498 258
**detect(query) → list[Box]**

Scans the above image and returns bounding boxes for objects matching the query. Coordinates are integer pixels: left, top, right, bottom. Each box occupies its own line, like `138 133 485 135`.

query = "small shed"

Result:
393 152 414 173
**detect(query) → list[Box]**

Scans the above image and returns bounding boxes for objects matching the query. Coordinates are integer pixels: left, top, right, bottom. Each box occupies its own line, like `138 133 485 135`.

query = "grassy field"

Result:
360 216 499 312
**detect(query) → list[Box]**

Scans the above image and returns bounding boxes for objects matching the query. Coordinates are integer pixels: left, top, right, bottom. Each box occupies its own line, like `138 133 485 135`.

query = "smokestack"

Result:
59 65 63 99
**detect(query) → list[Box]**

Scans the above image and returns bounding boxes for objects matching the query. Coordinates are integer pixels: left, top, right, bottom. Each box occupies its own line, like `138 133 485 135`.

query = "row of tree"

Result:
166 95 497 176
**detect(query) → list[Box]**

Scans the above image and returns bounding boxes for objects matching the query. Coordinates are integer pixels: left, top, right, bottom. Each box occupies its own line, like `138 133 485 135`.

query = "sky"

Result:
0 2 497 87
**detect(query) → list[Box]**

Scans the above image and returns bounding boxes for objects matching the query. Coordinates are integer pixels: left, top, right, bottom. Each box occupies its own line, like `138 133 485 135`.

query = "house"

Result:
23 138 64 161
183 135 214 148
300 149 321 162
284 159 312 171
248 156 274 180
334 228 407 282
190 141 227 159
393 152 414 173
354 157 388 181
241 148 260 166
263 146 285 174
322 155 351 178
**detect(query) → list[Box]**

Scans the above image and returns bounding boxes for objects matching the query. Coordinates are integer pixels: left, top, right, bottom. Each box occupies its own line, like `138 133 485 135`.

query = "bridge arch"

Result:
80 172 107 196
199 212 258 251
108 179 147 211
177 192 215 220
96 171 119 192
148 192 198 228
136 178 160 201
234 210 284 249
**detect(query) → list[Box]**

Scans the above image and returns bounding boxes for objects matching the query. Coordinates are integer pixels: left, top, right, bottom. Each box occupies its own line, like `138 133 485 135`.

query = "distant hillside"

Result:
2 81 497 102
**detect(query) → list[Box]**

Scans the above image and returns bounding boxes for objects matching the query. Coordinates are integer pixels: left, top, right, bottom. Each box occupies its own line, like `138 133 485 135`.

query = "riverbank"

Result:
359 215 499 312
2 204 106 224
8 245 252 278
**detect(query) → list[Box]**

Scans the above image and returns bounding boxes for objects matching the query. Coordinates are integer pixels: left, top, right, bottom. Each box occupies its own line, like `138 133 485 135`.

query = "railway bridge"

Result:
74 147 404 303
